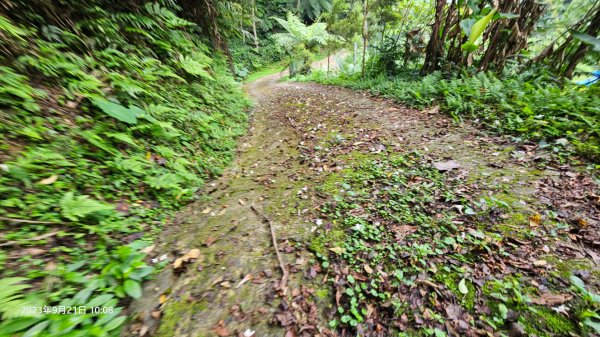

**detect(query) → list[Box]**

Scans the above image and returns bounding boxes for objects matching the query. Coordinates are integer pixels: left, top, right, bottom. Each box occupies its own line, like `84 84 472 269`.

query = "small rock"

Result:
508 322 525 337
433 160 461 171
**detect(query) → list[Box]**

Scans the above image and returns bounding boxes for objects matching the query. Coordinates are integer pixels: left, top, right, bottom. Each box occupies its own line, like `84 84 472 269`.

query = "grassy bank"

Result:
0 2 248 336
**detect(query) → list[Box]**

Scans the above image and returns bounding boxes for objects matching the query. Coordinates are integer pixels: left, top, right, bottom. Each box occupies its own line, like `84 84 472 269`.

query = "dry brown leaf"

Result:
24 248 46 256
142 244 155 254
529 213 542 227
530 293 573 306
214 320 230 336
205 236 216 247
329 247 345 254
173 248 202 269
236 274 253 288
38 175 58 185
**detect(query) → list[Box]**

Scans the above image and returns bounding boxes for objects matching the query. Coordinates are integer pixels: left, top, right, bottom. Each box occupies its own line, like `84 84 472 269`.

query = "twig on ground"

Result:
0 230 60 247
251 205 289 293
0 216 61 225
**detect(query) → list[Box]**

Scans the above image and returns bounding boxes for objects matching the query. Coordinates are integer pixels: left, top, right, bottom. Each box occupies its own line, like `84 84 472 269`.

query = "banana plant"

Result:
461 9 496 53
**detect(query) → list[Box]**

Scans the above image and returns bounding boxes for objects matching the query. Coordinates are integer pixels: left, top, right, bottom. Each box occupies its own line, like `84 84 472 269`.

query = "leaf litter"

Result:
129 74 599 337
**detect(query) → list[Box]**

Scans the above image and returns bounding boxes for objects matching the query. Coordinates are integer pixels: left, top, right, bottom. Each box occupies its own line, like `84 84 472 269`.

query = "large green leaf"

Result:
123 280 142 299
60 192 114 221
462 9 496 53
91 98 145 124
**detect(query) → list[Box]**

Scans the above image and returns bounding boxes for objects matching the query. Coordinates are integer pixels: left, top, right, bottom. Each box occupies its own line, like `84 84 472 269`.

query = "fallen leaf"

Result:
236 274 253 288
364 264 373 274
329 247 345 254
38 175 58 185
202 207 212 214
458 278 469 295
173 248 202 269
24 248 46 256
159 294 167 304
530 293 573 306
139 325 149 337
214 320 230 336
142 244 155 254
533 259 547 267
529 213 542 227
205 236 216 247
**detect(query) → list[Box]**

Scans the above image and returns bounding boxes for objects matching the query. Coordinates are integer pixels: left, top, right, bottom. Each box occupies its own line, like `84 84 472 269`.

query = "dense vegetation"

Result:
1 0 599 336
0 1 248 335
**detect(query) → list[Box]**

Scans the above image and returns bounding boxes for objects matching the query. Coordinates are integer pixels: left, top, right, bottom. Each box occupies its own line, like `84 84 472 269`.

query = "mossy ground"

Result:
129 70 598 336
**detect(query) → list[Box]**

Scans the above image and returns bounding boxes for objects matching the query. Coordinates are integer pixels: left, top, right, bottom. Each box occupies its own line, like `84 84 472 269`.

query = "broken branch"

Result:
251 205 289 293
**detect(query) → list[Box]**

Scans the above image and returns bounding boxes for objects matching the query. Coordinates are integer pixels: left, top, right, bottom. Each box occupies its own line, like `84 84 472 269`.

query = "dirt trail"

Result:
127 63 599 337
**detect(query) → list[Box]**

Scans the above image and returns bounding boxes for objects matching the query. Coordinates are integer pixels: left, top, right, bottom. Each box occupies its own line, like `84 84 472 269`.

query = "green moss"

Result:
546 256 596 280
521 307 576 336
316 288 330 299
433 271 476 311
309 229 345 255
493 212 530 239
156 299 208 336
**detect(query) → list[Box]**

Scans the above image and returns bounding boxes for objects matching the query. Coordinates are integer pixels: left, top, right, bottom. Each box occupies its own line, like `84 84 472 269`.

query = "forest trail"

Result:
127 66 599 337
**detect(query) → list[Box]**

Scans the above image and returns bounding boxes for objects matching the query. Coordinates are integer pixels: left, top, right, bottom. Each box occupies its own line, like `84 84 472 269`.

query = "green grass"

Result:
244 60 288 83
244 51 334 83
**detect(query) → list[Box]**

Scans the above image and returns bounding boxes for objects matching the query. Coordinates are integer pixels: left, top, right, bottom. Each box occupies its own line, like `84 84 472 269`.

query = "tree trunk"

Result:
380 20 385 46
421 0 445 75
353 42 357 68
361 0 369 79
251 0 259 50
479 0 545 71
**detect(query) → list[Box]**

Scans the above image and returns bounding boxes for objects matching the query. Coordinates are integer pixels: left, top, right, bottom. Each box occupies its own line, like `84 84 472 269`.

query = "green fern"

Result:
60 192 115 221
177 55 214 80
0 278 39 319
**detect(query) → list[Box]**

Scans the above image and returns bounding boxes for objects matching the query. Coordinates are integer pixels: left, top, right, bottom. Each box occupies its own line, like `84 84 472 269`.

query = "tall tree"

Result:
421 0 445 74
251 0 259 49
361 0 369 78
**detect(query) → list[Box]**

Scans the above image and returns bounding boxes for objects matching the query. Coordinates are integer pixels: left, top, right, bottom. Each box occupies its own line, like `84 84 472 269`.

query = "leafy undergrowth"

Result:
0 2 248 336
300 70 600 165
313 153 600 336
